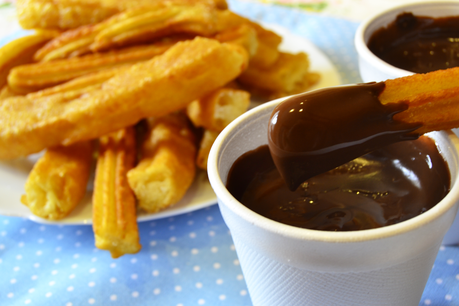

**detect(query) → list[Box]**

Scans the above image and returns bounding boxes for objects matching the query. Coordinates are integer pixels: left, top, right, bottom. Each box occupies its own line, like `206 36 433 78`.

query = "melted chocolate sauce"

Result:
368 12 459 73
268 83 421 191
226 137 450 231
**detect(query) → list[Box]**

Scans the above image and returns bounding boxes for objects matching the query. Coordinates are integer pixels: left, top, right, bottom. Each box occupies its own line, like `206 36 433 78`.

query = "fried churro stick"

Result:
0 31 56 88
0 37 249 160
186 87 250 132
92 127 141 258
34 3 222 61
127 113 197 212
10 41 177 94
17 0 227 30
380 68 459 134
20 141 93 220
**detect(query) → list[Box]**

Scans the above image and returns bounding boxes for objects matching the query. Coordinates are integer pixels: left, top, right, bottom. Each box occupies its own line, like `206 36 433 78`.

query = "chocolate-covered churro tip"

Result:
268 83 421 191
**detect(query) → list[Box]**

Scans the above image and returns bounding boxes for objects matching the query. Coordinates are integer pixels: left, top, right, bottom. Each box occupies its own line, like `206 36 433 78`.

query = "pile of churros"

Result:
0 0 319 257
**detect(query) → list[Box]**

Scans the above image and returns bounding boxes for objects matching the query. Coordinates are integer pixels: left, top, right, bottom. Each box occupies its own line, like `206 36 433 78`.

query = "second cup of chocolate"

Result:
207 96 459 306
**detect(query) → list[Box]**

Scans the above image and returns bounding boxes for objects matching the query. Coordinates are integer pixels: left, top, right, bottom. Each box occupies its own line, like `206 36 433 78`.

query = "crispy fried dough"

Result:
10 40 177 93
380 67 459 134
127 114 197 213
17 0 227 30
21 141 93 220
0 31 56 88
0 37 249 159
93 127 141 258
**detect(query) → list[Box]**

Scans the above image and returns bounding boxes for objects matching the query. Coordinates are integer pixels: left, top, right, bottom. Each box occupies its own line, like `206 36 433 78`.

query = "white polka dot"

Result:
67 286 74 292
88 298 95 304
151 254 158 260
198 299 205 305
233 259 240 266
173 268 180 274
10 279 16 284
216 279 223 285
91 257 97 262
131 274 138 280
211 247 218 253
73 254 80 259
456 274 459 280
209 231 215 237
447 259 454 265
150 241 157 246
219 295 226 300
88 282 95 287
69 274 75 279
110 295 117 301
110 277 117 283
0 244 4 250
76 230 82 235
71 264 78 269
169 225 175 230
149 230 156 236
189 232 196 238
153 288 161 295
45 292 52 298
7 293 13 298
57 234 63 240
436 278 443 284
3 219 8 224
110 263 116 268
16 255 22 260
20 228 26 234
131 258 137 264
132 291 139 298
240 290 247 296
38 238 44 243
28 288 35 293
13 266 19 272
31 275 38 280
66 303 72 306
152 270 159 276
75 242 81 247
171 251 178 257
175 286 182 292
196 282 203 289
187 220 194 225
25 299 31 304
193 266 200 272
36 251 42 256
49 281 55 286
89 268 96 273
39 226 46 231
54 259 60 264
213 263 221 269
191 248 199 255
34 263 40 268
445 295 452 301
237 274 244 280
169 237 176 242
178 304 184 306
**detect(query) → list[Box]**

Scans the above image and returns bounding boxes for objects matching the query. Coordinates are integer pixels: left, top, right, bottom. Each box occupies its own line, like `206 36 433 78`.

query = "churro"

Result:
92 127 141 258
0 37 249 160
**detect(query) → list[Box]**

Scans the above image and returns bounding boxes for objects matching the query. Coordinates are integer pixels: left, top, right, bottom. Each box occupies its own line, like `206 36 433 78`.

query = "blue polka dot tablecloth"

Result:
1 1 459 305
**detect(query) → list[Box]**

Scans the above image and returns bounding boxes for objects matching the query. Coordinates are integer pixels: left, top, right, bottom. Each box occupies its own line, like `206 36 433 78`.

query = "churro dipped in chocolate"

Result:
268 67 459 191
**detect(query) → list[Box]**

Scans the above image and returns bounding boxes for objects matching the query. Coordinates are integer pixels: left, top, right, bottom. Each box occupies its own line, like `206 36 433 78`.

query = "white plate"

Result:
0 24 341 225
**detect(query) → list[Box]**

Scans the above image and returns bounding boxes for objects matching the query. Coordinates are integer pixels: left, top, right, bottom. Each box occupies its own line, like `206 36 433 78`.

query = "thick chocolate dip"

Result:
268 83 420 191
225 83 451 231
226 138 450 231
368 12 459 73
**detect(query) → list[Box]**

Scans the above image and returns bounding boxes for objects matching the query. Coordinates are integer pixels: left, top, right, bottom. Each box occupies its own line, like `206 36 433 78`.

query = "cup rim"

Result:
208 94 459 244
354 0 459 79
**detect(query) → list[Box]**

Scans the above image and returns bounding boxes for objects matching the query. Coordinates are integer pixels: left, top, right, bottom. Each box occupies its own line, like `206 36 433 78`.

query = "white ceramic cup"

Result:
208 97 459 306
